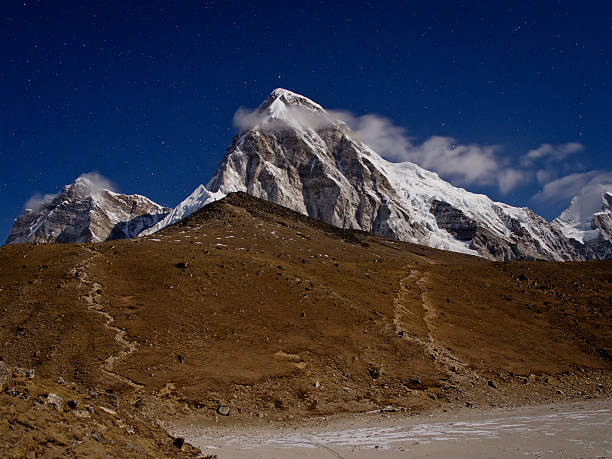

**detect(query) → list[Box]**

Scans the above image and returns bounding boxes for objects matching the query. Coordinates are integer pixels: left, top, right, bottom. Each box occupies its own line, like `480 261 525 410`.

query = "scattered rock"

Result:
57 376 65 384
314 381 320 389
217 405 230 416
174 262 189 269
14 367 35 379
0 362 9 391
67 400 78 409
92 432 106 444
6 387 29 400
368 366 381 379
488 380 497 389
46 393 63 410
172 437 185 449
177 354 184 364
381 405 400 413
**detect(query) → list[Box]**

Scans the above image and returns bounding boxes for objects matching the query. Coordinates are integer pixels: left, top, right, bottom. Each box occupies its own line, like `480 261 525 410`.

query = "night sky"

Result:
2 1 611 241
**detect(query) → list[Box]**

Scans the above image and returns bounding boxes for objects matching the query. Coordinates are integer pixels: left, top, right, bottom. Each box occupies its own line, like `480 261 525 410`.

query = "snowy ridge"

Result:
10 89 608 261
139 185 225 236
199 89 589 260
6 177 170 244
554 190 612 259
555 190 611 242
143 88 603 260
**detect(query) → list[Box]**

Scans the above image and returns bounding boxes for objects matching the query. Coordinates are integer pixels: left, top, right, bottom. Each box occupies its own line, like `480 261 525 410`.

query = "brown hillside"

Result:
0 192 610 455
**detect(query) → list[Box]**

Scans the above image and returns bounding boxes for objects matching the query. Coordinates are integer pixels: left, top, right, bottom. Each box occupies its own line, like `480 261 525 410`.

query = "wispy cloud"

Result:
24 193 58 211
519 144 611 214
531 170 612 209
233 105 335 131
518 142 586 186
329 110 526 194
76 171 116 194
521 142 584 166
23 171 116 211
231 104 601 204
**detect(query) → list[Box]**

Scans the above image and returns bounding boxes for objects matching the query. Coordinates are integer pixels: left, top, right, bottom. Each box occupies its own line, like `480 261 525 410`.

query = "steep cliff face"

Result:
207 98 429 245
200 88 588 261
6 177 170 244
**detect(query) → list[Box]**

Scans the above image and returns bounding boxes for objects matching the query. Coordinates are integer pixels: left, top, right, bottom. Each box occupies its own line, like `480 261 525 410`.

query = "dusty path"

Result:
172 399 612 458
393 266 475 382
75 249 144 390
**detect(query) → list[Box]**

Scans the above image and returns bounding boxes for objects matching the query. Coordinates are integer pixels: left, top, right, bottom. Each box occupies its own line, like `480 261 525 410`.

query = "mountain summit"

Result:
164 89 592 261
6 176 170 244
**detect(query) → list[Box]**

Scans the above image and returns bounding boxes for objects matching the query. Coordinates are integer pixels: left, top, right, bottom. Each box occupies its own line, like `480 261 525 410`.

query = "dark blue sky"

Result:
2 1 611 241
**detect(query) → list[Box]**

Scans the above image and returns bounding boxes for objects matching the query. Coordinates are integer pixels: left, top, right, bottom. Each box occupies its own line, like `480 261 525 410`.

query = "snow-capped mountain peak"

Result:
555 188 612 258
262 88 326 112
6 176 170 244
9 89 609 261
237 88 338 134
178 89 594 261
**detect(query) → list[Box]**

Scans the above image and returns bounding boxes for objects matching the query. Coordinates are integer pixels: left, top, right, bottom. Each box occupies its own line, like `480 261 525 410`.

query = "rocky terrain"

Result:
0 192 610 456
0 362 201 458
6 175 170 245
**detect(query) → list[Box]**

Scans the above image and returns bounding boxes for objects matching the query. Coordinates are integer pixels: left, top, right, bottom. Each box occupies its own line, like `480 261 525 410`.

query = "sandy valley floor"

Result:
174 399 612 458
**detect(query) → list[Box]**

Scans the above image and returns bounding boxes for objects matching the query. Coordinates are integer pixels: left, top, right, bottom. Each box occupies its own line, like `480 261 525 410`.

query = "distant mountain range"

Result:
6 89 611 260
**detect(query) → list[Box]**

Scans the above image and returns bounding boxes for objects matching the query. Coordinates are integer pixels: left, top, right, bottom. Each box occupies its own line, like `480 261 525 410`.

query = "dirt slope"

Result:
0 192 610 455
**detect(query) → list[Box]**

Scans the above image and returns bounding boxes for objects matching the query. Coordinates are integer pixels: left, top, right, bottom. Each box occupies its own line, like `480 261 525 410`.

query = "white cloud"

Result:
498 169 529 194
24 193 58 211
231 104 587 197
233 106 266 130
76 171 116 194
329 110 525 193
519 142 585 185
532 170 612 212
521 142 584 166
23 171 116 211
233 105 335 131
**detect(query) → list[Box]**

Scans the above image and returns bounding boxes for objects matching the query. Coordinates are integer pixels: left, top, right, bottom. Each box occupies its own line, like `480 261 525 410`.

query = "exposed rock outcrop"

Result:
6 176 170 244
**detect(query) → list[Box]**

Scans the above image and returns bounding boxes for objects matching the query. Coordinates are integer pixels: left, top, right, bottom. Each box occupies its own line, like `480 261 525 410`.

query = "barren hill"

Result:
0 192 610 456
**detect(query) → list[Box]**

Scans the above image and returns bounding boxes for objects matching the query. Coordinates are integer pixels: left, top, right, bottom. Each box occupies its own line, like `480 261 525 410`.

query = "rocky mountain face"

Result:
174 88 595 261
8 89 610 261
6 177 170 244
555 191 612 260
